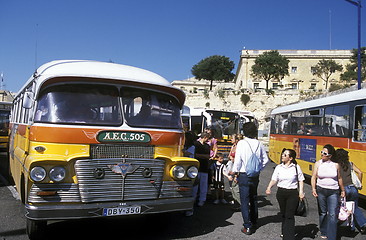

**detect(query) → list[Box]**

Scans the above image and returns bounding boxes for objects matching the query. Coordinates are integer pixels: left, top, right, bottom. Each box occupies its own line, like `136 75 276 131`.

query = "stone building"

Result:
234 49 353 90
0 90 14 102
171 49 356 131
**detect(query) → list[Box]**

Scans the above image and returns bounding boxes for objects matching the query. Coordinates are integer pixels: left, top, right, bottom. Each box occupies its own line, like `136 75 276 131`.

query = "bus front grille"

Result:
90 144 155 159
75 158 165 203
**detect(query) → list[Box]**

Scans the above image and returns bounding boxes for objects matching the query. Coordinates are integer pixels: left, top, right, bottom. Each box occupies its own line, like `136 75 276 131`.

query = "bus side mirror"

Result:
23 91 34 109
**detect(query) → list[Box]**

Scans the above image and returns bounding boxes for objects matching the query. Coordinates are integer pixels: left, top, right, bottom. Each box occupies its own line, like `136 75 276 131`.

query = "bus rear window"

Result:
35 84 122 126
0 110 10 136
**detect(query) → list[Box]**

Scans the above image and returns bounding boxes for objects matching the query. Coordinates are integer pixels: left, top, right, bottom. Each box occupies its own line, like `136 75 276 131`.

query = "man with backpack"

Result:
232 122 269 235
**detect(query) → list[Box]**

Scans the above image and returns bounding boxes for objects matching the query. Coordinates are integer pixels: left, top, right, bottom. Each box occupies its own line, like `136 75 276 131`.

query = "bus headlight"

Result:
172 166 185 179
49 166 66 182
187 166 198 179
30 167 47 182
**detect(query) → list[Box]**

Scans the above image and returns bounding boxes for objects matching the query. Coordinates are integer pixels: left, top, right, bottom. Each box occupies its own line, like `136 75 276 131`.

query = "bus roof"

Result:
19 60 185 105
190 108 240 116
271 88 366 115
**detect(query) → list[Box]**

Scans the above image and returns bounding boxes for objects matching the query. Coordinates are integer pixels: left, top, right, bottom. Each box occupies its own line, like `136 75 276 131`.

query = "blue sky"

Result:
1 0 365 92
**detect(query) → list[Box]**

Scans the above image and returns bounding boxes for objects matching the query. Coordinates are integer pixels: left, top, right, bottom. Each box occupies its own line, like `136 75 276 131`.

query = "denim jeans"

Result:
316 186 340 240
345 185 366 230
238 172 259 228
192 172 208 202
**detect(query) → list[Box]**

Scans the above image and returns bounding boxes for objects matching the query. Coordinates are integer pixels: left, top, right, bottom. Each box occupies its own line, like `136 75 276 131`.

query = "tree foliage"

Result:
312 59 343 90
191 55 235 90
340 47 366 82
250 50 289 91
240 93 250 106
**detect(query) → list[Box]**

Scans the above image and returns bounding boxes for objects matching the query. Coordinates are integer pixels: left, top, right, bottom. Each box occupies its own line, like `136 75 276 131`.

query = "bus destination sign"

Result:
97 131 151 143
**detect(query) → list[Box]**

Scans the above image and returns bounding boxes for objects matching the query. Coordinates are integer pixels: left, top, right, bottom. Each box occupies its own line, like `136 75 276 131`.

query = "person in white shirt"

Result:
266 149 305 240
232 122 269 235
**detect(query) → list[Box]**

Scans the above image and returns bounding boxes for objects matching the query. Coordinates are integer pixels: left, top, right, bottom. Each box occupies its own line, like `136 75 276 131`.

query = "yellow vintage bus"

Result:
269 88 366 198
0 101 12 151
9 60 199 239
190 108 241 158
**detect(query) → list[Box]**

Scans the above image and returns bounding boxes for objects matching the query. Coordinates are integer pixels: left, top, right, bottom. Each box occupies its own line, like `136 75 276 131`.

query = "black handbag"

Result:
295 164 308 217
295 196 308 217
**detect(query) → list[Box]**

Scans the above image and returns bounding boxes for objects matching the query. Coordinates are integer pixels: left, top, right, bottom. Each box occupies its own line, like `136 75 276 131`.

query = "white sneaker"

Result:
197 201 205 207
213 199 220 204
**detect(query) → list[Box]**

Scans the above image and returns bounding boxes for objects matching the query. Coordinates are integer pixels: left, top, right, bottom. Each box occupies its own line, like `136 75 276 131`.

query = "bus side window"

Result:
290 111 305 135
354 105 366 142
305 108 323 136
270 116 277 134
325 105 349 137
278 114 289 134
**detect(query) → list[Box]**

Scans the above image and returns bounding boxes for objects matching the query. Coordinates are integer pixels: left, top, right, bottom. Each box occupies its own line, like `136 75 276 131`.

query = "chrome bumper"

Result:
25 197 194 221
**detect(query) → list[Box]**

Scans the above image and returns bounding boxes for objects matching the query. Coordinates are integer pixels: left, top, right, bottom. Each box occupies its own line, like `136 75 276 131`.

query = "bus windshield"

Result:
35 84 122 126
206 110 239 139
35 84 182 129
121 87 182 129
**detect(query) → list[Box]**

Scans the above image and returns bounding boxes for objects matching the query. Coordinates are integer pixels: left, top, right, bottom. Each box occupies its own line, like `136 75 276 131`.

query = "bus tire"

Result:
20 175 26 204
26 219 47 240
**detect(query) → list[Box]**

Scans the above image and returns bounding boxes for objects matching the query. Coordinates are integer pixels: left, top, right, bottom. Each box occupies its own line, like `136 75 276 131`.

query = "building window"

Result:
291 67 297 73
291 83 298 89
254 83 259 89
310 83 317 89
311 67 317 74
272 83 279 89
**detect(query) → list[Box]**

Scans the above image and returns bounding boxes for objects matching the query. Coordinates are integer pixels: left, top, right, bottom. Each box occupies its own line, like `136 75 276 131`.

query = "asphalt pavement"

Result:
1 153 366 240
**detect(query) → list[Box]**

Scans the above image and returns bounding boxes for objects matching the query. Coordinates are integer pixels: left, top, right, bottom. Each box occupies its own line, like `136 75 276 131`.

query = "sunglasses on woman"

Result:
321 151 331 156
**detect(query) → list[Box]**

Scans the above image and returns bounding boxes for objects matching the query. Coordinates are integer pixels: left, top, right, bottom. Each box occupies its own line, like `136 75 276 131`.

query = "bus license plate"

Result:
103 206 141 216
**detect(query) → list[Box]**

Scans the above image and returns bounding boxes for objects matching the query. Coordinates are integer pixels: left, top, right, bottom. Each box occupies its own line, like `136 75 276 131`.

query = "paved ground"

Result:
0 153 365 239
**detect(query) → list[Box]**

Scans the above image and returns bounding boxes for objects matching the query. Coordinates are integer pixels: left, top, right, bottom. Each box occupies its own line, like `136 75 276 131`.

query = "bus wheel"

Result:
26 219 47 240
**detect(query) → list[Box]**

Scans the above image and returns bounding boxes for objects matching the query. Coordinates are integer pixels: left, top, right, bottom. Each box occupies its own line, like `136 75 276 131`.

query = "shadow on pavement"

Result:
295 223 318 239
0 228 26 238
46 201 235 240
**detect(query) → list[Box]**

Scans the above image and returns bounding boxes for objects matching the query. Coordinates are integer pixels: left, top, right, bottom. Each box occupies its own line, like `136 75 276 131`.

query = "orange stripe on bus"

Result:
29 125 183 145
270 134 350 149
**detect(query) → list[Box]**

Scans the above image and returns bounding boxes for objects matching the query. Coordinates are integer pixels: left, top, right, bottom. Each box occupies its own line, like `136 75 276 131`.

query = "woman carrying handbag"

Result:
335 148 366 234
266 149 305 240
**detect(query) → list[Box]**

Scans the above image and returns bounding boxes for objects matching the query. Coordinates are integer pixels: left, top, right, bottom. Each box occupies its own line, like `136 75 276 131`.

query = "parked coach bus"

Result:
0 101 12 151
9 60 199 239
269 88 366 198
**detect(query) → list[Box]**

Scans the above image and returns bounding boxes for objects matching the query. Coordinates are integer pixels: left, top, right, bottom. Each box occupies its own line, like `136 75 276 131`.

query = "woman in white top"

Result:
266 149 305 240
311 144 345 240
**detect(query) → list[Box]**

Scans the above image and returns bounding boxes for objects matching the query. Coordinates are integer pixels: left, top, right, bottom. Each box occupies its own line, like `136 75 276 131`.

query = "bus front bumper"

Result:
25 197 194 221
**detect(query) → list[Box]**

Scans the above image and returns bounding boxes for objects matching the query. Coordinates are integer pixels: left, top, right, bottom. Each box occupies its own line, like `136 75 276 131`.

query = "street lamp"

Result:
345 0 362 90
